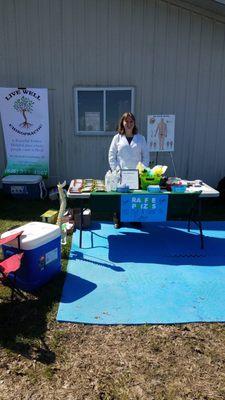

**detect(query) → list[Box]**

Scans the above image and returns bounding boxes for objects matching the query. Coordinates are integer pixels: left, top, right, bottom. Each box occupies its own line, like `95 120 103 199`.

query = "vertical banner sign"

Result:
120 194 168 222
0 87 49 177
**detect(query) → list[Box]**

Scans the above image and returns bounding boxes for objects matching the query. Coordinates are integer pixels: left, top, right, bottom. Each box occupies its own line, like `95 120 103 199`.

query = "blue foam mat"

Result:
57 221 225 324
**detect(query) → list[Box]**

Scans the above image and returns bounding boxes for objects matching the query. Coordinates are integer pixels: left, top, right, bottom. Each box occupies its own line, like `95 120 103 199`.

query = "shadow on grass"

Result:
0 191 73 363
0 270 67 365
0 192 58 223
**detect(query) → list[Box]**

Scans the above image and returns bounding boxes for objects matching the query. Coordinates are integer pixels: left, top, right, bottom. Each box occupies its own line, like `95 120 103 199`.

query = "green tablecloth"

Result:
90 191 201 219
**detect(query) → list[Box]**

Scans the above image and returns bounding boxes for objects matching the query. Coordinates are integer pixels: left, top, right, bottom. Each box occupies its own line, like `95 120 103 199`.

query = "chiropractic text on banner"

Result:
0 87 49 177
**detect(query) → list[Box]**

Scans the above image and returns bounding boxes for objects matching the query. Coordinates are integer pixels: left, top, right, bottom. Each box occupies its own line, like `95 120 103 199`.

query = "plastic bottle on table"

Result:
61 223 67 245
111 170 118 191
105 170 112 192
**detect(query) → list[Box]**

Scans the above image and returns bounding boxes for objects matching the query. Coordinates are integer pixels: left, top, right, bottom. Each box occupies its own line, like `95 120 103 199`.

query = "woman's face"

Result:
123 116 135 132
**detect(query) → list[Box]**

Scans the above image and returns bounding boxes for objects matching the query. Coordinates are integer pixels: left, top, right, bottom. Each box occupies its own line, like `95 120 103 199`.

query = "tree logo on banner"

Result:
14 96 34 130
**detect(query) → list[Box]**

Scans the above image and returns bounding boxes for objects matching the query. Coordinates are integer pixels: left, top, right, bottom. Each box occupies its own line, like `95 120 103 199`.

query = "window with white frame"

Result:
74 87 134 134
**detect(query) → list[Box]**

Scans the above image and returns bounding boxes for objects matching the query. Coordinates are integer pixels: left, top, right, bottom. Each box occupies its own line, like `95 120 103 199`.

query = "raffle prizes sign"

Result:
121 194 168 222
0 88 49 177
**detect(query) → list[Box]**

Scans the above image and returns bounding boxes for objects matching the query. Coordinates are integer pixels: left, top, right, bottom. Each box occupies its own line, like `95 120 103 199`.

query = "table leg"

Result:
187 196 204 249
198 198 204 249
79 199 84 248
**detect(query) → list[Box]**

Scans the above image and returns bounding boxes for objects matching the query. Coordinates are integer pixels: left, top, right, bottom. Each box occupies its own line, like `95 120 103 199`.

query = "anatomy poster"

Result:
147 115 175 152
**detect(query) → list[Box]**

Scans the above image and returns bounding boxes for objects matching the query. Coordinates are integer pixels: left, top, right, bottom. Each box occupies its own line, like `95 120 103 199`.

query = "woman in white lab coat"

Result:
108 112 150 227
108 112 149 170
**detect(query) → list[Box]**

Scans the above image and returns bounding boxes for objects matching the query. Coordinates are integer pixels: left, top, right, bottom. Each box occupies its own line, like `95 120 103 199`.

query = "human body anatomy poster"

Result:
0 87 49 177
147 115 175 152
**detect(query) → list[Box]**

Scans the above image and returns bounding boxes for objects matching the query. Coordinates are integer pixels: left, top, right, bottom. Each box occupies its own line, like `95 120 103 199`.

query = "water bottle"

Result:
61 223 67 245
105 170 112 192
111 170 118 191
116 167 121 187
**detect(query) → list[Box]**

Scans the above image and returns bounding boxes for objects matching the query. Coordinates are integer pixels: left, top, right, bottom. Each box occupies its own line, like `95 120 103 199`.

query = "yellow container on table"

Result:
140 174 161 190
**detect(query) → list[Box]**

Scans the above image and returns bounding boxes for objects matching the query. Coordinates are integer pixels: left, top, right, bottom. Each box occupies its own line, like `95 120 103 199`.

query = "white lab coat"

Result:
108 133 150 170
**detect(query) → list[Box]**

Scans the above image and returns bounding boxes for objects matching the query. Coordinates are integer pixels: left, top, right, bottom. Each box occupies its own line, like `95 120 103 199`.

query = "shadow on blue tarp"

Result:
101 222 225 266
59 273 97 304
57 221 225 325
70 249 125 272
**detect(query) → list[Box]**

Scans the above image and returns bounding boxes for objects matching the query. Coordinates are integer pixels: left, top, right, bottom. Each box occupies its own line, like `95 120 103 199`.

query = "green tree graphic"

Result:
14 96 34 128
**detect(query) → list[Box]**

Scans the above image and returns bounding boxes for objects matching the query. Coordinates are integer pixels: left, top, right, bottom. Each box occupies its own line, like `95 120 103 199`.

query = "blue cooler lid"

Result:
1 222 61 250
2 175 42 184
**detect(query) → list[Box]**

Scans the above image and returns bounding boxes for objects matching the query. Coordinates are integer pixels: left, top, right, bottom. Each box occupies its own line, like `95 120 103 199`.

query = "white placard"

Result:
147 115 175 152
121 169 139 190
0 87 49 177
46 248 58 265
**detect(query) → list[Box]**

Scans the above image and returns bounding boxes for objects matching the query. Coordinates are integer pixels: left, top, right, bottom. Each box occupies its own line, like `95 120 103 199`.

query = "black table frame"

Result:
70 191 204 249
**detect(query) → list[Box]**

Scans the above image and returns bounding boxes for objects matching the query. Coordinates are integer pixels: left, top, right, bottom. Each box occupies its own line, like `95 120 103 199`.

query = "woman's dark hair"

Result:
117 112 138 135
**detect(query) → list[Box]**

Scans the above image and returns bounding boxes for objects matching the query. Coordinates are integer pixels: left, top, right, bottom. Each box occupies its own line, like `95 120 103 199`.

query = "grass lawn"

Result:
1 191 225 399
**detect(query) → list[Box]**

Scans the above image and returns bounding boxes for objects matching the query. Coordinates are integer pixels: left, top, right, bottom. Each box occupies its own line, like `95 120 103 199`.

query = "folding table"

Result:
67 182 219 248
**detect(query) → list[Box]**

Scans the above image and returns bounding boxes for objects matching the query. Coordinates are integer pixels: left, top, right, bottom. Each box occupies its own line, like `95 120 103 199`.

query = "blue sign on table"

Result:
120 194 168 222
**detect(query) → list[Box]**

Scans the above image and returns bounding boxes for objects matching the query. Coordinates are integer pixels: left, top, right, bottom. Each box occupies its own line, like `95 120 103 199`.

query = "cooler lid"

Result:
1 222 61 250
2 175 43 184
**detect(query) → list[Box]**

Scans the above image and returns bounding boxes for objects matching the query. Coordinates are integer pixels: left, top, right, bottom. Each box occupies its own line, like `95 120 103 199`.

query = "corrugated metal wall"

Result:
0 0 225 186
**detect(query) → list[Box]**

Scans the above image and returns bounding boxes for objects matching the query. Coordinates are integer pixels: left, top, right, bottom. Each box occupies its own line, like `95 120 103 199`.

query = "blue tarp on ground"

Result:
57 221 225 324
